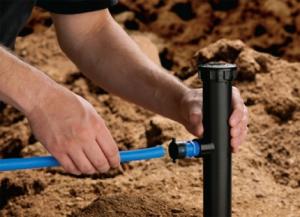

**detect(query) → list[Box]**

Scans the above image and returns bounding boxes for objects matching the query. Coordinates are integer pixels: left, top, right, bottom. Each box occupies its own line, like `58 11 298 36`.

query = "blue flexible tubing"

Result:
0 146 165 172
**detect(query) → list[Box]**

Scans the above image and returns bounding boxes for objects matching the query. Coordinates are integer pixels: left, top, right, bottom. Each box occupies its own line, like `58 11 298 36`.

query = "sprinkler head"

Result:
198 62 237 82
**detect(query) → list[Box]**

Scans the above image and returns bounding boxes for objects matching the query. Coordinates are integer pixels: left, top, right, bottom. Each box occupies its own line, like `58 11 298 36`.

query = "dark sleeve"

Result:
36 0 118 14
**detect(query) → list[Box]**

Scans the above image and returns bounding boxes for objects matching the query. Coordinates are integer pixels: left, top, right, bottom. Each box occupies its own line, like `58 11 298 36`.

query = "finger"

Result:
68 148 97 175
240 126 248 145
96 124 120 168
232 126 248 153
230 104 249 138
96 136 120 169
189 113 203 137
243 105 249 125
232 107 249 138
230 88 244 126
231 125 246 151
83 141 110 173
193 125 204 137
231 137 240 153
230 103 244 127
55 154 81 175
231 120 244 138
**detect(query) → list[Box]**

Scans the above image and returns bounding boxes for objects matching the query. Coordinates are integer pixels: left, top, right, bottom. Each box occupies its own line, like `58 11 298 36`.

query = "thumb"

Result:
187 112 203 137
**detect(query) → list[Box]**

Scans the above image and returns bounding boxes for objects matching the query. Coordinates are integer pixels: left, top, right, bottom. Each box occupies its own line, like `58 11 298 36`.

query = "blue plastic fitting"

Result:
168 139 214 162
184 140 201 157
0 145 165 172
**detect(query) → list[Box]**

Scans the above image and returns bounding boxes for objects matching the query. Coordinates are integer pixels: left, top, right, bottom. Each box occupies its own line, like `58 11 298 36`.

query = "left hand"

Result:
179 87 248 153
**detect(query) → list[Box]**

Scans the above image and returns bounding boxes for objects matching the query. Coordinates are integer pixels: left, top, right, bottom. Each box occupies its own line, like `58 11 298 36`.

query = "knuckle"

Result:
48 143 64 155
72 126 91 141
230 127 235 134
233 128 239 137
56 135 73 145
236 127 241 134
77 131 91 141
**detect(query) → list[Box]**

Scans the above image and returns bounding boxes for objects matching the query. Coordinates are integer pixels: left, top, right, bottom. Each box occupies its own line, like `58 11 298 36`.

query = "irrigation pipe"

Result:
0 145 165 172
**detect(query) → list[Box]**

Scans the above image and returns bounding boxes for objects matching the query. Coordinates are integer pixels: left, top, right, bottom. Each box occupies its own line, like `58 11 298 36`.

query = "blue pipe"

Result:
0 145 165 172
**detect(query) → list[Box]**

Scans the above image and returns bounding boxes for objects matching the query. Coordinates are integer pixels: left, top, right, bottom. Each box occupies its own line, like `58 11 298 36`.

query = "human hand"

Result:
179 87 248 152
27 86 120 175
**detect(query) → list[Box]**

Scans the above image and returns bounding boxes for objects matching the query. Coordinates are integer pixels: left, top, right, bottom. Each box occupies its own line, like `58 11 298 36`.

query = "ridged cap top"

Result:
198 62 237 81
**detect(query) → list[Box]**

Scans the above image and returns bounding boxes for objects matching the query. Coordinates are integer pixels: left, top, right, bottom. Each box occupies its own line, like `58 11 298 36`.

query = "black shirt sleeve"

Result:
36 0 118 14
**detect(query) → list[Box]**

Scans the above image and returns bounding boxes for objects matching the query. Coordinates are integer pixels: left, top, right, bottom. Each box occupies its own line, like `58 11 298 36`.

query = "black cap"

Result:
198 62 237 82
168 138 187 163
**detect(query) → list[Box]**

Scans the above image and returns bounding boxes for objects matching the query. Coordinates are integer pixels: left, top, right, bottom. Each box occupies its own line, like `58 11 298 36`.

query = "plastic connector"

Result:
168 138 214 162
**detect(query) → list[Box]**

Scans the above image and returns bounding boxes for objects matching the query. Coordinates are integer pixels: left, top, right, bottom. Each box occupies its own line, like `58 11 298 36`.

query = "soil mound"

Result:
74 193 198 217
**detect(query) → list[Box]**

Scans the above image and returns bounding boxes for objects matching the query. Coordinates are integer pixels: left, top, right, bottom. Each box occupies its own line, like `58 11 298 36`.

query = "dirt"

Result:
0 0 300 216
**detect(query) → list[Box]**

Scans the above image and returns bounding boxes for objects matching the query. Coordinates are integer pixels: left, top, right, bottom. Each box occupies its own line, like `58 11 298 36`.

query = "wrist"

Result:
18 68 62 117
0 46 62 117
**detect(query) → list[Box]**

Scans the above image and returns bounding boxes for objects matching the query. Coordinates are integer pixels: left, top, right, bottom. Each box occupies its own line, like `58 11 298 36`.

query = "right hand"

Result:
179 87 248 153
27 86 120 175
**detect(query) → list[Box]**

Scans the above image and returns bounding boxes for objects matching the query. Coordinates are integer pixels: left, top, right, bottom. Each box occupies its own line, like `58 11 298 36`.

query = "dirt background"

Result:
1 0 300 216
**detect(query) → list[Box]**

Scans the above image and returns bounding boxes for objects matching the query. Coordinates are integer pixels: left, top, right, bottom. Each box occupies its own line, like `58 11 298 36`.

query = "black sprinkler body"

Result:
167 62 236 217
200 62 236 217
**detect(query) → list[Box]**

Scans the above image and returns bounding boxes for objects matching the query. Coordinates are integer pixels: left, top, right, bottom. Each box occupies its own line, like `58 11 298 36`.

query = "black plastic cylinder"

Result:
199 62 236 217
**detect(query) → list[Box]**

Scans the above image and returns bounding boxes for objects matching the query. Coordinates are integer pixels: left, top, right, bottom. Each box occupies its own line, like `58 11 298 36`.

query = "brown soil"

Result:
1 0 300 216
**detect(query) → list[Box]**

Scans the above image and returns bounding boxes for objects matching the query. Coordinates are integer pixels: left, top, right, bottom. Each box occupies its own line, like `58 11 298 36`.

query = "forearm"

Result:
53 12 189 123
0 45 59 115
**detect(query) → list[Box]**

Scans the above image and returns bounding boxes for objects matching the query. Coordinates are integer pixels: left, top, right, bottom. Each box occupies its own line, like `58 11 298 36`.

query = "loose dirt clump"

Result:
111 0 300 73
